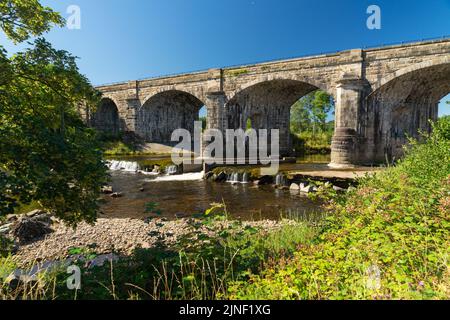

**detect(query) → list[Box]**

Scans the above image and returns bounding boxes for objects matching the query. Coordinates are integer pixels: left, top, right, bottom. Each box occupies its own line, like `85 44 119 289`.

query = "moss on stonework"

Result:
225 68 249 77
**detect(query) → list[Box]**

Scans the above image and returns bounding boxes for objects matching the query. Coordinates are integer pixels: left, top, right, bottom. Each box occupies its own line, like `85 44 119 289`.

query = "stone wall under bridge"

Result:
87 38 450 167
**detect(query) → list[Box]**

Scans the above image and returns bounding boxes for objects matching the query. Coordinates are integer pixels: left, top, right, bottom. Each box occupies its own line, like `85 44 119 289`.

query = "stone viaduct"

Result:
87 38 450 167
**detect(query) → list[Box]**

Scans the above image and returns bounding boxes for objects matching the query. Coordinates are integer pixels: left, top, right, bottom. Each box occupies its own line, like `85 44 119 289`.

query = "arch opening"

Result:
226 79 334 157
92 98 120 136
199 106 207 132
138 90 205 144
290 90 335 157
365 63 450 163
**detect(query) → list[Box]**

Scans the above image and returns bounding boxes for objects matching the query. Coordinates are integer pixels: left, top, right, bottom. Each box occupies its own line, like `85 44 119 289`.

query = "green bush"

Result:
227 117 450 300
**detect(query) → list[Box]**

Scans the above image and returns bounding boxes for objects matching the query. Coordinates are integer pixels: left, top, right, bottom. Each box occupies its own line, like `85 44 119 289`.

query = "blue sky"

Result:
1 0 449 115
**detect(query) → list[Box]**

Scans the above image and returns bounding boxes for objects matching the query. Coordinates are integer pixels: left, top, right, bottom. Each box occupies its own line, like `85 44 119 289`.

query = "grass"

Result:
291 131 333 155
103 140 139 156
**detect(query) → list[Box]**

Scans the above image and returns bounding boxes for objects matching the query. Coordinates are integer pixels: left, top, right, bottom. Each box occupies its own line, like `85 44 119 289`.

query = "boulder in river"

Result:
110 192 123 198
215 172 227 182
290 183 300 191
258 175 274 185
101 186 114 194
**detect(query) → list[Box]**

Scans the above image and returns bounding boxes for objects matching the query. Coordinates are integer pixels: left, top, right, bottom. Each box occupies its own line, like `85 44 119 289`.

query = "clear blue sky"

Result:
1 0 449 115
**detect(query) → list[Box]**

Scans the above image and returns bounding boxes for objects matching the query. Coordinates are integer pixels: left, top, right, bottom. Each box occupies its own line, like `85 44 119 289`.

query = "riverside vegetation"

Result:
1 117 449 300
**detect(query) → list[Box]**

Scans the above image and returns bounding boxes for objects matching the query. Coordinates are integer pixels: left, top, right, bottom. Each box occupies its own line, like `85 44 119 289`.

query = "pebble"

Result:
11 218 293 267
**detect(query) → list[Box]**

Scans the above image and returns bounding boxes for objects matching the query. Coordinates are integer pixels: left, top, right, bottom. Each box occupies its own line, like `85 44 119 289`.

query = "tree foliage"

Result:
290 90 334 135
0 1 107 225
0 0 64 43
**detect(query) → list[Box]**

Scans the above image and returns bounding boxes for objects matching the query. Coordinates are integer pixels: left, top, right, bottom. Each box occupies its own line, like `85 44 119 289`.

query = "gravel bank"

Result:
13 217 292 266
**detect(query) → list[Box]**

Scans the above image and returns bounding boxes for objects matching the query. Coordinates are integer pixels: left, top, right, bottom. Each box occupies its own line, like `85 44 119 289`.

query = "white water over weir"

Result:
107 160 140 172
106 160 203 181
227 172 250 184
150 172 205 182
106 160 159 175
165 165 179 175
275 174 288 187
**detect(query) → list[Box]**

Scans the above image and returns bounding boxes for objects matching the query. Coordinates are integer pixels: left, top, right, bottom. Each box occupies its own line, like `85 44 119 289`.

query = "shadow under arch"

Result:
137 90 206 144
92 97 121 136
226 79 334 157
363 61 450 163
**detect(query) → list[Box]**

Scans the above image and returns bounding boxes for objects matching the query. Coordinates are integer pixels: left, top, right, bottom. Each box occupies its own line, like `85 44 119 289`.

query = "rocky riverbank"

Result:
2 214 296 267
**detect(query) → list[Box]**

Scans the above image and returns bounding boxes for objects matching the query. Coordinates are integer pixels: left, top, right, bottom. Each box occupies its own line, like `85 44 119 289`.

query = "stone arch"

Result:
141 86 206 108
92 97 121 136
371 55 450 92
228 74 333 101
362 59 450 163
226 78 335 156
137 89 206 143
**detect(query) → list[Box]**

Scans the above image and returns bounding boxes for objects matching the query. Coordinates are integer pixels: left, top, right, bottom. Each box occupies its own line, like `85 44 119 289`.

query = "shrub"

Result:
228 118 450 300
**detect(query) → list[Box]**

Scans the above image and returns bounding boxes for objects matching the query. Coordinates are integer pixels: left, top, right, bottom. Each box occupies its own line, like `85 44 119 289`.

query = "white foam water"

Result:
226 172 250 184
107 160 159 175
150 171 205 182
107 160 140 172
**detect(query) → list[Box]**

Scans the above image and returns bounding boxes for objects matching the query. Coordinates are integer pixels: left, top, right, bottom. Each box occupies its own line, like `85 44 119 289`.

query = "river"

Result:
100 155 331 221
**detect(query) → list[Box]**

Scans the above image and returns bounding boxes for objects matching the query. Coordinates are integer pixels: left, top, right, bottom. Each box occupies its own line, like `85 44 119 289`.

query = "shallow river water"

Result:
100 155 331 221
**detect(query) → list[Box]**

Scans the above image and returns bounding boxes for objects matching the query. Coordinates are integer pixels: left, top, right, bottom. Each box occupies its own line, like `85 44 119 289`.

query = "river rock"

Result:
6 214 18 222
333 185 345 192
12 216 53 245
300 183 314 194
0 223 12 234
5 270 38 290
26 209 45 218
86 253 119 268
204 171 214 180
101 186 114 194
290 183 300 191
258 175 274 185
215 172 227 182
110 192 123 198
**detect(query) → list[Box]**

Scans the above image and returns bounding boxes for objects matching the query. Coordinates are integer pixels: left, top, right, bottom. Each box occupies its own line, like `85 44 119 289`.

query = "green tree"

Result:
290 97 312 133
290 90 334 135
0 0 108 226
310 90 333 134
0 0 63 43
199 116 207 131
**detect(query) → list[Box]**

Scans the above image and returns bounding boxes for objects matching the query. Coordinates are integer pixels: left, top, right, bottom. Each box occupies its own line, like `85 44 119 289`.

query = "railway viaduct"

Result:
87 38 450 167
